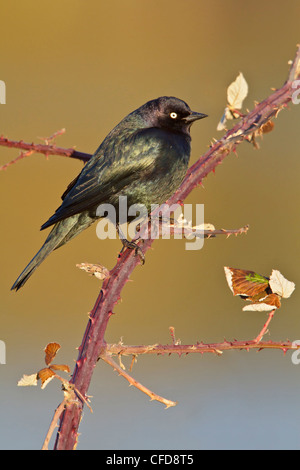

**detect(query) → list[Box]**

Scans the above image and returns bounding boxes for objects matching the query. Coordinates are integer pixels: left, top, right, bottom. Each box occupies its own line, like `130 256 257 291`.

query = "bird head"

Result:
139 96 208 135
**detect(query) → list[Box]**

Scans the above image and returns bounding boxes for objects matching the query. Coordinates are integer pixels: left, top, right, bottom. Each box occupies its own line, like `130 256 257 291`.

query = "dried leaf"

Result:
224 267 269 297
38 368 56 389
243 293 281 311
50 364 70 373
269 270 295 298
76 262 110 280
260 120 274 134
227 72 248 110
224 266 295 312
44 342 61 366
193 223 215 231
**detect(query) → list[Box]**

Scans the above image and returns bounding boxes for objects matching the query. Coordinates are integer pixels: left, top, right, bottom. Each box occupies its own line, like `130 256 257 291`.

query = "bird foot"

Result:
116 223 145 264
119 238 145 265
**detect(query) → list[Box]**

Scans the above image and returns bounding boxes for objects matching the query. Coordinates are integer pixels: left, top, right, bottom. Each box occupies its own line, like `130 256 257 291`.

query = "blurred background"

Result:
0 0 299 450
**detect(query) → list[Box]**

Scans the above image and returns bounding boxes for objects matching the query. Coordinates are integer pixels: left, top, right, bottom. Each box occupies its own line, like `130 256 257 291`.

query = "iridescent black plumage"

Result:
11 96 207 290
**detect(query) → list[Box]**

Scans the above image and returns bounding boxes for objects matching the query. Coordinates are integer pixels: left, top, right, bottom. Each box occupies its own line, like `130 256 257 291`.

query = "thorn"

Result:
274 108 282 118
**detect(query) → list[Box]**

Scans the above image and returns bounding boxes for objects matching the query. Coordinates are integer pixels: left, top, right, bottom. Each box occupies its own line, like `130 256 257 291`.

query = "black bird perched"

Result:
11 96 207 291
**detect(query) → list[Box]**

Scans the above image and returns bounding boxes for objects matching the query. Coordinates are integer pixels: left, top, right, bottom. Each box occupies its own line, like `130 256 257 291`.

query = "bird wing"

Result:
41 129 163 230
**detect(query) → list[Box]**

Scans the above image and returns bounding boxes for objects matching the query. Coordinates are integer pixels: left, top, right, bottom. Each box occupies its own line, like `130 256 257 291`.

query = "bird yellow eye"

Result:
170 112 177 119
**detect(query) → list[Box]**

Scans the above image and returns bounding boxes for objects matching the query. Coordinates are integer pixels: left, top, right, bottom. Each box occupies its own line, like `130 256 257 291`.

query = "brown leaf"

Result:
224 267 269 297
37 368 56 389
44 342 61 365
243 293 281 311
50 364 71 373
76 263 110 280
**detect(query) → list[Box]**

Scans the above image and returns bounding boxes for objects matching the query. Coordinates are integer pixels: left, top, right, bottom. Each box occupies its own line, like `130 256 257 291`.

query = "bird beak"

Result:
184 111 208 123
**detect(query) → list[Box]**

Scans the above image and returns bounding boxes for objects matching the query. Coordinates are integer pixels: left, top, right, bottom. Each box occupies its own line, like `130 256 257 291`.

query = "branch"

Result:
98 314 297 411
106 309 297 358
101 352 177 409
52 45 300 450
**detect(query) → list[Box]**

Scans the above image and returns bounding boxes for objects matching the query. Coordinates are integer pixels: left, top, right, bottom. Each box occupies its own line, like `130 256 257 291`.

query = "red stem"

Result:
0 136 91 166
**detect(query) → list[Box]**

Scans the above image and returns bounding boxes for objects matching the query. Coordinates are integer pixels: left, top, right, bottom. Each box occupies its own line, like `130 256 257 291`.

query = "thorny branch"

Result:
106 337 298 356
41 378 92 451
106 309 294 358
0 129 90 170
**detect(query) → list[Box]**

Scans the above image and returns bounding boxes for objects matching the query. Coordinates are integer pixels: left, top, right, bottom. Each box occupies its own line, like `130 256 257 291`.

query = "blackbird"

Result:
11 96 207 290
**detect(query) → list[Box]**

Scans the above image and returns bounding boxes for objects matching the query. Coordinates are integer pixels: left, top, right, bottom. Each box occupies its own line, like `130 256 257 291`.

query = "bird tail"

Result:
11 213 94 291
